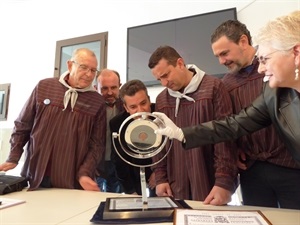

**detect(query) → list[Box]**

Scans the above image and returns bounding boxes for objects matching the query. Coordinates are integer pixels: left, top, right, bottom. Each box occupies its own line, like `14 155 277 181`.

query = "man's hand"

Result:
237 151 247 170
152 112 184 141
203 186 232 206
0 162 17 172
155 182 173 197
79 176 100 191
148 172 156 190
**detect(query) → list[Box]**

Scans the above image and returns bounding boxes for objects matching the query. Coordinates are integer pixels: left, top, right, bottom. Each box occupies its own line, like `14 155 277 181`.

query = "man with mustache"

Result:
96 69 124 193
210 20 300 208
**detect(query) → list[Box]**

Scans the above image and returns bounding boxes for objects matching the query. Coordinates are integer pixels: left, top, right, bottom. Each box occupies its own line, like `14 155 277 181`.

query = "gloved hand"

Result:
152 112 184 142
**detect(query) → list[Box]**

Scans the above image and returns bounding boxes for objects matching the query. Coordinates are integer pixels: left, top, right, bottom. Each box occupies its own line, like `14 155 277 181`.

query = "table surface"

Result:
0 188 299 225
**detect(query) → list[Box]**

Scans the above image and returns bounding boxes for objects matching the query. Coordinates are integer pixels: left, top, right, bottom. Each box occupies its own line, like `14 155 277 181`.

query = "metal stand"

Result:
140 167 148 205
102 112 182 220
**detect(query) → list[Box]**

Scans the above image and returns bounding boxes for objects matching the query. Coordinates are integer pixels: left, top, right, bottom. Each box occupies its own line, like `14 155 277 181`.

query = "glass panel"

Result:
0 90 4 114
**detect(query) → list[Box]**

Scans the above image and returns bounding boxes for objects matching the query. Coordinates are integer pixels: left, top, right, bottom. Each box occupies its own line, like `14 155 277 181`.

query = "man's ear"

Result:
67 60 73 72
176 58 185 69
123 103 129 113
239 34 249 48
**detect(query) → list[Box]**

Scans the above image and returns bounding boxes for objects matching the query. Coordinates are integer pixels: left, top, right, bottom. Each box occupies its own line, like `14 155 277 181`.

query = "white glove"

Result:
152 112 184 142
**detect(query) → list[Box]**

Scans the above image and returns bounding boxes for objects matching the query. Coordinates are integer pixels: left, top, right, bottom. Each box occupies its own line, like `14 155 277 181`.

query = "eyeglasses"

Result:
257 50 280 65
72 61 99 75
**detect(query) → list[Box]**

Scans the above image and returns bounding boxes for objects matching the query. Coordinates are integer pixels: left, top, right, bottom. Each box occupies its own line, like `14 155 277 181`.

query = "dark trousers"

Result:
240 161 300 209
40 176 53 188
96 160 122 193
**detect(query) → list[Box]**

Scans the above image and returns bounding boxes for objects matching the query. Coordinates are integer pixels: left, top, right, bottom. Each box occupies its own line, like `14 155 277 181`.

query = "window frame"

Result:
53 32 108 77
0 83 10 121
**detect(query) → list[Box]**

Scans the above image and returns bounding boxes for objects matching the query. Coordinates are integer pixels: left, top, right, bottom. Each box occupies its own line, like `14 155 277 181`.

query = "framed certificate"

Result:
174 209 272 225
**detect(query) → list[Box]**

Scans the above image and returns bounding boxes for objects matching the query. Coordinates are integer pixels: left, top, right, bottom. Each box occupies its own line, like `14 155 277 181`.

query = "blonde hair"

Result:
255 10 300 51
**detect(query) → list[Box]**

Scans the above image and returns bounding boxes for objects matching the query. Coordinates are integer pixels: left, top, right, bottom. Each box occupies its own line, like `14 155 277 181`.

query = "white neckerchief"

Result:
59 71 96 111
168 64 205 117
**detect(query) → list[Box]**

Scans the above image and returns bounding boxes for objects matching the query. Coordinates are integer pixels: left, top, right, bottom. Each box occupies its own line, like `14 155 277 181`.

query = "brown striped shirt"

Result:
154 75 238 201
222 58 300 169
8 77 106 190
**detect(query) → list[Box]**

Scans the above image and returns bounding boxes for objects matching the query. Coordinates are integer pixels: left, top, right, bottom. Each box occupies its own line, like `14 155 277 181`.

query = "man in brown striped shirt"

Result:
0 48 106 191
210 20 300 208
148 45 238 205
95 69 124 193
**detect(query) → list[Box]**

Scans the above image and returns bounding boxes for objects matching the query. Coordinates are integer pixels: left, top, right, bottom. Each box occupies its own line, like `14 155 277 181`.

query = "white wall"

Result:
0 0 299 129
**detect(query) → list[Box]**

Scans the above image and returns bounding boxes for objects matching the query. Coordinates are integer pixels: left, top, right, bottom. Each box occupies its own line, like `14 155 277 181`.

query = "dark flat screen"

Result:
127 8 237 86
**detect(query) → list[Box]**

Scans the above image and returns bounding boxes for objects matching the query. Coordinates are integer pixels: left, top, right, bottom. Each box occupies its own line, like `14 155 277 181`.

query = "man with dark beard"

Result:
210 20 300 208
96 69 124 193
